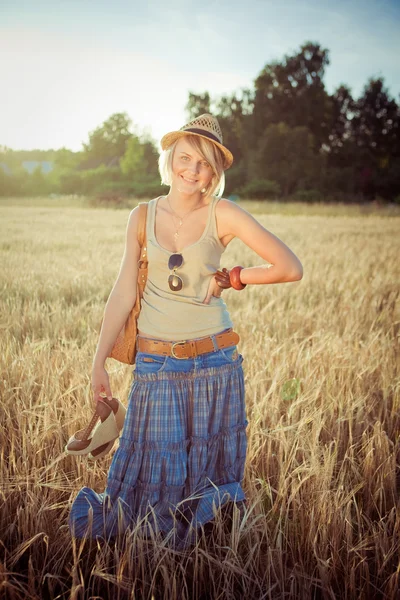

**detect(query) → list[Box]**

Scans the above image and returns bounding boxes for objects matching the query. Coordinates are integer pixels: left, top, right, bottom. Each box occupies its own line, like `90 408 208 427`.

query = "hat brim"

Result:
160 130 233 170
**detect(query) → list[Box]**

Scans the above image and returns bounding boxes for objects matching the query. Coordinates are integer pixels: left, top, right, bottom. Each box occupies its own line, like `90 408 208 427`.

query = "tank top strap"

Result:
146 196 160 242
205 195 220 241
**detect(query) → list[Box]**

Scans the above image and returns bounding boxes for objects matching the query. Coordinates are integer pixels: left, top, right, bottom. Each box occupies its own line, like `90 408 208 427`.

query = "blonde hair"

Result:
158 134 226 198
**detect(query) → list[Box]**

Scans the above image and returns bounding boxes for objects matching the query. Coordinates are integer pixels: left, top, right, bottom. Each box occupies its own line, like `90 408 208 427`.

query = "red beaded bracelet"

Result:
229 266 247 290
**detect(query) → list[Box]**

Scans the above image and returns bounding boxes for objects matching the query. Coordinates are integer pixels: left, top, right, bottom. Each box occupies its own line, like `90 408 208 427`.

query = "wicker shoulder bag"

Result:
106 202 148 365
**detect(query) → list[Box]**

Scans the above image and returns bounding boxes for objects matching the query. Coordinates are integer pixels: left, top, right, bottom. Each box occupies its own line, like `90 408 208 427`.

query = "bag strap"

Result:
137 202 148 248
137 202 148 299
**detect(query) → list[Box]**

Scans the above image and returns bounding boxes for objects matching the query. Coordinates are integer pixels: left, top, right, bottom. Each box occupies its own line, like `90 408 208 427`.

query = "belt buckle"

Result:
171 341 187 359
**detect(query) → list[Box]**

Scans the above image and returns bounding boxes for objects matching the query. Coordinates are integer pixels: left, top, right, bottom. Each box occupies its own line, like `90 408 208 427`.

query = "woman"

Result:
69 114 303 549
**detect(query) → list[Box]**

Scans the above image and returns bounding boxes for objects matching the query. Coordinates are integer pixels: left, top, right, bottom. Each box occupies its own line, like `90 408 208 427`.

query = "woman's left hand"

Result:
214 268 231 289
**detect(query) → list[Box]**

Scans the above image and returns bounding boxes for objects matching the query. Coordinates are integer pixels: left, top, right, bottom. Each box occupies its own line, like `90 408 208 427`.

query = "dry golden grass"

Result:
0 198 399 599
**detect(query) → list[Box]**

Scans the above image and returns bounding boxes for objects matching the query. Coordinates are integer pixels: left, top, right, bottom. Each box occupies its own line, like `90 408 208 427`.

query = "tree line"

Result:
1 41 399 202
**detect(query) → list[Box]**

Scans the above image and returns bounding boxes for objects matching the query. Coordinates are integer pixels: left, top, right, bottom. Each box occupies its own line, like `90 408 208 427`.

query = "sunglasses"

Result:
168 253 183 291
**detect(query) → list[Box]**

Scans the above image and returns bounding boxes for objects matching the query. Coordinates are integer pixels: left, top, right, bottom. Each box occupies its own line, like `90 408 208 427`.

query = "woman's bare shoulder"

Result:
214 197 247 244
216 197 251 220
127 198 155 233
127 204 140 235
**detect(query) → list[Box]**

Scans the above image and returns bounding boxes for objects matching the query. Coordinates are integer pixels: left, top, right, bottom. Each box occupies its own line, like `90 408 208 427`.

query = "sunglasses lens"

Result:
168 253 183 270
168 273 183 291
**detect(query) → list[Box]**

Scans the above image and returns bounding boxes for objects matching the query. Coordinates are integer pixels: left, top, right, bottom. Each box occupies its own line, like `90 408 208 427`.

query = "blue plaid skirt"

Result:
69 344 248 549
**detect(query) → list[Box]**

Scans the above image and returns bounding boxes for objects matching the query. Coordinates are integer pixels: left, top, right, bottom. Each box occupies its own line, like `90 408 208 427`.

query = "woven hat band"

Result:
184 128 221 145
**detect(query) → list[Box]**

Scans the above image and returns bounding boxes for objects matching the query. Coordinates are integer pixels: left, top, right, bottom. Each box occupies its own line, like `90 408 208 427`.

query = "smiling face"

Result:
171 137 214 196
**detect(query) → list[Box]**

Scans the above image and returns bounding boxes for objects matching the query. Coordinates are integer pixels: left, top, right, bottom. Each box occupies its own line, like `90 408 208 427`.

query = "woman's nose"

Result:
188 162 200 174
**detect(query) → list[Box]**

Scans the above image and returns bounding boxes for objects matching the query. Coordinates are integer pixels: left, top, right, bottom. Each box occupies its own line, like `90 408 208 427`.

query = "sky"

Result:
1 0 399 152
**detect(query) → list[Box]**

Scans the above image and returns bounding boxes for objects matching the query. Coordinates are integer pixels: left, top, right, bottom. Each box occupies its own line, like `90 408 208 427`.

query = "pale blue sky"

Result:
1 0 399 151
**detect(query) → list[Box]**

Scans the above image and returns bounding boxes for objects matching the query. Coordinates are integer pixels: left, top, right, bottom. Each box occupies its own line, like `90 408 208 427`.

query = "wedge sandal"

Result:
65 399 119 457
88 397 126 460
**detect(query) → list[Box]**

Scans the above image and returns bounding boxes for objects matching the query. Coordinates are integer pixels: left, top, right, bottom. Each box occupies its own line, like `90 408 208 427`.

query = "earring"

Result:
201 188 207 193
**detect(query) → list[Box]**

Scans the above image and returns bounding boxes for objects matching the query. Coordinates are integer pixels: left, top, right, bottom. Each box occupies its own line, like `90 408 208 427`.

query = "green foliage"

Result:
53 147 82 170
2 41 400 202
128 179 168 198
58 168 84 195
224 164 248 196
80 166 122 194
293 189 320 202
239 179 281 199
28 166 52 196
352 79 399 159
0 113 163 198
253 42 333 149
186 92 211 119
328 85 356 166
81 112 133 168
120 135 145 177
92 176 166 199
252 122 317 196
120 137 159 181
350 79 400 199
0 147 57 171
0 164 53 196
0 169 22 195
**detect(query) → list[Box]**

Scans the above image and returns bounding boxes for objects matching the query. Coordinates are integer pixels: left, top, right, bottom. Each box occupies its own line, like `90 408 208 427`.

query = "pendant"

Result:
174 232 179 240
171 275 180 287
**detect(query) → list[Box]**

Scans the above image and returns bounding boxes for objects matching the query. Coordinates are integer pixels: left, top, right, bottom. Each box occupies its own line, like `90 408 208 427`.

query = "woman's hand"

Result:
214 268 232 289
203 268 231 304
91 364 112 408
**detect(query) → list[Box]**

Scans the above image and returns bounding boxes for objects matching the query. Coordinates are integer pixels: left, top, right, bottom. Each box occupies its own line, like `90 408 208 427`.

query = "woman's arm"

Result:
92 206 141 369
216 199 303 284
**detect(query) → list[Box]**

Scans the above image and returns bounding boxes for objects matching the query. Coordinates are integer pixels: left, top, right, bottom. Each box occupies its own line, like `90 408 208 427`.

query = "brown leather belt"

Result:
137 329 240 360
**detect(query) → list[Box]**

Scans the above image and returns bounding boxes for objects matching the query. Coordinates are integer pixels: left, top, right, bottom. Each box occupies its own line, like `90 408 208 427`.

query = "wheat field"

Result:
0 198 399 600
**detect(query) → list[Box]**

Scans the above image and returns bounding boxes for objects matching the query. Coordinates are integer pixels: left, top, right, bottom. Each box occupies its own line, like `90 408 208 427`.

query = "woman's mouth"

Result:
180 175 197 184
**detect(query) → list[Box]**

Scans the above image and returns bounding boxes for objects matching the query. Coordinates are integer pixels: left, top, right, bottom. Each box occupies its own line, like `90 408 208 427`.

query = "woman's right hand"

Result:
91 364 112 408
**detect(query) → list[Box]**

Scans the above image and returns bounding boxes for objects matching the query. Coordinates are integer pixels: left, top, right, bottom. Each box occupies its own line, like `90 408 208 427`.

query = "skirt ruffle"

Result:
69 356 248 549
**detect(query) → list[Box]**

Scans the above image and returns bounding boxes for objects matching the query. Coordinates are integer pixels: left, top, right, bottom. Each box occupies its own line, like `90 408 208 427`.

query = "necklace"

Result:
166 195 202 244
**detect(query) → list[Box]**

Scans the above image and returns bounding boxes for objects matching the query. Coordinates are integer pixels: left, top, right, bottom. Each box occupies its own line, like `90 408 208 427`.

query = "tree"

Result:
327 85 356 167
252 122 318 196
54 147 82 170
140 140 160 179
352 78 399 158
253 42 333 149
215 89 253 166
351 78 400 198
185 92 212 120
121 135 160 182
81 112 133 168
29 165 50 195
120 135 145 178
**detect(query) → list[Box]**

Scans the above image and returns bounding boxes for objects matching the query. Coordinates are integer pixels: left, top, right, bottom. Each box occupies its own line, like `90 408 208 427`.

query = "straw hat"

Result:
160 113 233 169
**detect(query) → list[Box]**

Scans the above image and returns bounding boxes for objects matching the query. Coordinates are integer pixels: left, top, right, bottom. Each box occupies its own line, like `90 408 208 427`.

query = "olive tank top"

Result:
137 195 233 341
